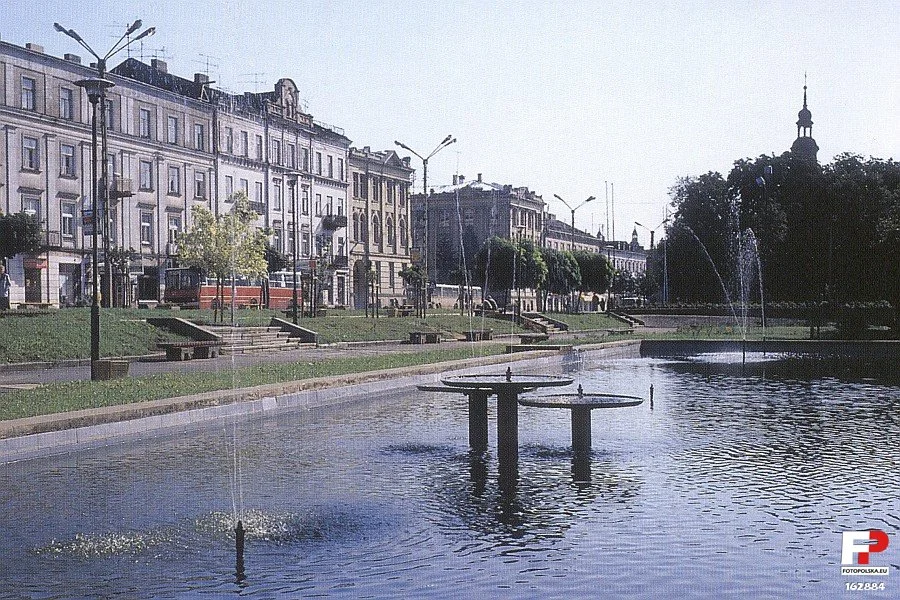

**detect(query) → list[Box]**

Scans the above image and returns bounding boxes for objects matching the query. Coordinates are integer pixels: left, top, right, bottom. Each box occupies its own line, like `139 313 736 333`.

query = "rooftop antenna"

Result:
238 72 267 93
195 53 220 79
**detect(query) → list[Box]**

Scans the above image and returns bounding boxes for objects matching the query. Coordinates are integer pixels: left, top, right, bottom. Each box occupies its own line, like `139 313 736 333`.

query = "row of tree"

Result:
649 153 900 309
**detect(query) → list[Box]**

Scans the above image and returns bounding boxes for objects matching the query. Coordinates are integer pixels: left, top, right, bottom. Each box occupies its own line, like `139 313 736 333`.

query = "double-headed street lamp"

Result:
635 217 669 305
553 194 595 252
56 20 155 380
394 135 456 319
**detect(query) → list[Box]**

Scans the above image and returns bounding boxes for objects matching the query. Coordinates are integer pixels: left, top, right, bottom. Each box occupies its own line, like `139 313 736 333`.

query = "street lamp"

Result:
395 135 456 319
635 217 669 305
287 175 299 324
56 20 154 380
553 194 595 252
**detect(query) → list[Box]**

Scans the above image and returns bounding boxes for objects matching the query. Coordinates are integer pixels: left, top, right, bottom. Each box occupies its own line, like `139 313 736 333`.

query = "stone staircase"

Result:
202 324 316 355
521 312 568 334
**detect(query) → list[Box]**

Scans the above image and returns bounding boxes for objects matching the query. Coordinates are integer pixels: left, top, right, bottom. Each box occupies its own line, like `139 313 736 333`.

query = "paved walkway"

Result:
0 338 516 388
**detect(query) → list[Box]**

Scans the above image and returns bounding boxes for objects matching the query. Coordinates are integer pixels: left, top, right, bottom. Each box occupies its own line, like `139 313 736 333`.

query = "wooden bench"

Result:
409 331 441 344
157 340 225 361
463 328 493 341
519 333 549 344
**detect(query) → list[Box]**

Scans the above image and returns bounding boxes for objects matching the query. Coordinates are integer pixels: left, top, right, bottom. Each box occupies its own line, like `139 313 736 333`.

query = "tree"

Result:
0 211 42 265
178 191 268 322
539 247 581 310
473 236 518 306
572 250 613 294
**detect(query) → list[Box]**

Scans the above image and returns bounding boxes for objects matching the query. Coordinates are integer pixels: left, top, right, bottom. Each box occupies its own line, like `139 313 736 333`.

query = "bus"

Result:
163 267 298 309
430 283 483 309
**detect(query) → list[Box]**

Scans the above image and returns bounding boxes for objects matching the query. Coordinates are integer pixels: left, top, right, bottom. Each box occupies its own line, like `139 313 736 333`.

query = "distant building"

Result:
790 82 818 162
544 215 602 253
410 174 545 286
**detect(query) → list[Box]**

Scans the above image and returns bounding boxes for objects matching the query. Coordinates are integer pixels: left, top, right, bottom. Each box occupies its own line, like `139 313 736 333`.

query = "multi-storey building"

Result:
0 38 361 307
543 215 603 253
347 147 414 308
410 173 545 286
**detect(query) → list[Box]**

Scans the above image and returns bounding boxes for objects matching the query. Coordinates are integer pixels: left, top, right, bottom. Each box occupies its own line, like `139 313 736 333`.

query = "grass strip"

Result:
0 345 507 421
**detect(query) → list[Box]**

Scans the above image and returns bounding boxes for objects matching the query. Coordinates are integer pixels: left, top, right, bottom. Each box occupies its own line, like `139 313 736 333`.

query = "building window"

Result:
61 202 76 237
273 227 283 254
316 152 322 175
301 230 310 256
352 213 359 241
272 140 281 165
387 181 395 204
255 181 263 205
256 135 263 160
386 215 395 246
224 127 233 153
140 211 153 246
372 177 381 202
240 178 249 196
287 226 295 255
60 144 76 176
22 136 39 171
194 123 205 151
104 99 114 131
361 175 368 199
353 173 359 198
59 88 73 120
337 236 345 258
399 218 407 246
22 196 41 221
167 116 178 144
21 77 36 110
301 189 309 215
168 166 181 195
241 131 249 156
338 158 345 182
139 160 153 191
302 147 309 171
337 198 345 216
288 144 296 168
224 175 234 199
325 196 333 215
372 214 382 245
168 215 181 243
315 193 322 216
195 171 207 199
327 155 333 178
273 180 283 211
139 108 152 138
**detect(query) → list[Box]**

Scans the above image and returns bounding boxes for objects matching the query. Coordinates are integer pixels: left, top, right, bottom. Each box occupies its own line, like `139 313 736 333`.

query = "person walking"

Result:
0 264 11 310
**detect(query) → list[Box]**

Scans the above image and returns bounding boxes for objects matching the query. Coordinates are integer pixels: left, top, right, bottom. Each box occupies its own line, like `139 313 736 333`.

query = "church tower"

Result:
790 78 819 162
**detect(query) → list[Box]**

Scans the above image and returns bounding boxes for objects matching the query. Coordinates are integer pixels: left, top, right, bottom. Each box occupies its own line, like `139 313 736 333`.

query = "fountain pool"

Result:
1 354 897 599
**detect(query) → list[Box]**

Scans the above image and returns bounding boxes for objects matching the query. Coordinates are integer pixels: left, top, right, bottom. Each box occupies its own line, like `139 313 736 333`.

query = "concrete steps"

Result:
203 325 315 355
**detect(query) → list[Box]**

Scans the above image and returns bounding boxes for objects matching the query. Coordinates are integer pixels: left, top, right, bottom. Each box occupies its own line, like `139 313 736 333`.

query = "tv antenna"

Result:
238 72 267 93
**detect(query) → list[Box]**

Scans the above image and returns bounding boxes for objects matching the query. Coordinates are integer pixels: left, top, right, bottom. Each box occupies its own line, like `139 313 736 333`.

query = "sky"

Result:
5 0 898 244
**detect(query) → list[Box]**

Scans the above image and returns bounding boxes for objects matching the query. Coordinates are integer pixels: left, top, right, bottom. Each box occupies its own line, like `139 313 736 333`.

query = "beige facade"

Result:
0 39 361 307
347 147 414 308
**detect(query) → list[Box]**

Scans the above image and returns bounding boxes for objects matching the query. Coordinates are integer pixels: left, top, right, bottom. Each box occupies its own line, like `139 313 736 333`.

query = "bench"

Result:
463 328 493 341
409 331 441 344
137 300 159 309
519 333 549 344
157 340 225 361
386 307 414 317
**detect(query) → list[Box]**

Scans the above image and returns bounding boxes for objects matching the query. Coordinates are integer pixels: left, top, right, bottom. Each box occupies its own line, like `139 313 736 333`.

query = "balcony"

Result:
41 230 62 249
331 255 348 269
249 201 266 214
321 214 347 230
109 177 133 199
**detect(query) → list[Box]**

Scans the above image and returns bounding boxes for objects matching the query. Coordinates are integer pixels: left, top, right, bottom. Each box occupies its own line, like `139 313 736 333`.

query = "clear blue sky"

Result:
6 0 898 243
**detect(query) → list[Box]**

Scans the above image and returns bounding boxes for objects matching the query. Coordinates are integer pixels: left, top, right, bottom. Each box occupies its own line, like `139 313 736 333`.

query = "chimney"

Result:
26 43 44 54
452 175 458 185
458 174 465 183
194 73 209 85
477 173 482 182
151 58 168 73
363 146 370 154
63 53 81 64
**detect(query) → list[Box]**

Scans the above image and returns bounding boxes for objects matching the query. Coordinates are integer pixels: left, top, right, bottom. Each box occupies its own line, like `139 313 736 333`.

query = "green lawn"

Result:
0 346 507 421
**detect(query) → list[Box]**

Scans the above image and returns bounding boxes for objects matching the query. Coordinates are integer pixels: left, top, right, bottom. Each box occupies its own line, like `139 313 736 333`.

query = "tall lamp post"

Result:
287 175 299 324
553 194 594 312
56 20 154 379
394 135 456 319
635 216 669 305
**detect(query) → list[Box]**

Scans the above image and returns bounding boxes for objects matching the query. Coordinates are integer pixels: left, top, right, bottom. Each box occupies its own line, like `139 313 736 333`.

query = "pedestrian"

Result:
0 264 11 310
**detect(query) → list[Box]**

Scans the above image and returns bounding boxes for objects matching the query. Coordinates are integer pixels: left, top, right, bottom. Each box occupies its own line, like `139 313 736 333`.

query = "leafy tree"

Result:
178 191 268 322
539 247 580 311
473 236 518 305
515 238 547 293
0 211 42 265
573 250 613 294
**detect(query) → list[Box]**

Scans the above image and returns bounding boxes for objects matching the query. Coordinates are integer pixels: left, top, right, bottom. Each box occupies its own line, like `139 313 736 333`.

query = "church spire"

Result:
791 75 818 162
